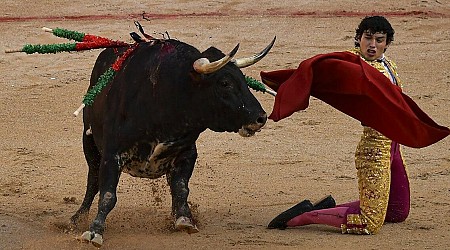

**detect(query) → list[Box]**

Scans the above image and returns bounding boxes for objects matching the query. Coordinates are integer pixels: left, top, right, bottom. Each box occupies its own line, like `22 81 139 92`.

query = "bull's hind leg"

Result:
71 131 101 226
167 145 199 234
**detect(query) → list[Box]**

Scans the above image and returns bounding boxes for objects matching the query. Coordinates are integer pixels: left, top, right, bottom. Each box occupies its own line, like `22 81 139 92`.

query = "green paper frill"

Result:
52 28 85 42
245 75 267 93
83 68 115 106
22 43 77 54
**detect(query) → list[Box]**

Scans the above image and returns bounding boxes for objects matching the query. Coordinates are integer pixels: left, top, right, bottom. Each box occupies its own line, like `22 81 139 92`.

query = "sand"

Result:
1 1 449 249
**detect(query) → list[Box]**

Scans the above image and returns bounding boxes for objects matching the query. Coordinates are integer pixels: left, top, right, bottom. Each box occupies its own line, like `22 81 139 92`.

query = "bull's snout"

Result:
256 112 268 127
238 112 267 137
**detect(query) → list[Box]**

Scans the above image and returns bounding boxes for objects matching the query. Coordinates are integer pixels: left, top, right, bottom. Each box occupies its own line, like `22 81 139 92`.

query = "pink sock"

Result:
337 200 360 211
286 206 350 228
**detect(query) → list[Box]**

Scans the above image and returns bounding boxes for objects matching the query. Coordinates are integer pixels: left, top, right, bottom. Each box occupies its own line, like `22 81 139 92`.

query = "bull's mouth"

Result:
238 123 263 137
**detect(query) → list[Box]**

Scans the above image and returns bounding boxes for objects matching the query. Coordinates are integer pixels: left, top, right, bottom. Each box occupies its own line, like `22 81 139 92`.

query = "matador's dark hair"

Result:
354 16 395 48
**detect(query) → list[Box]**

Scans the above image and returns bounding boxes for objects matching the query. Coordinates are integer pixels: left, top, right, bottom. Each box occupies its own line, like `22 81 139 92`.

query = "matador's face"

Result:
358 31 389 61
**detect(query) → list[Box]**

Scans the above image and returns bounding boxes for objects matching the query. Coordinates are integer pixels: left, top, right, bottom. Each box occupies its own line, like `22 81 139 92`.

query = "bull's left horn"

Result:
232 36 276 68
193 44 239 74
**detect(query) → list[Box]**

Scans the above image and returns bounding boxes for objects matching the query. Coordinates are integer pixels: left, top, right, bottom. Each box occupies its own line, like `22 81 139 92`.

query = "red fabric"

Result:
260 51 449 148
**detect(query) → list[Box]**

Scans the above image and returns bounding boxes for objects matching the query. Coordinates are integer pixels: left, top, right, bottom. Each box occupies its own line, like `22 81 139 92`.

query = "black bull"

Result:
71 38 275 247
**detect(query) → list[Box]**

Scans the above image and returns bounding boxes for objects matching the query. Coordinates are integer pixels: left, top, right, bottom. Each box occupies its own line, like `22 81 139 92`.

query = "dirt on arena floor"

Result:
1 1 449 249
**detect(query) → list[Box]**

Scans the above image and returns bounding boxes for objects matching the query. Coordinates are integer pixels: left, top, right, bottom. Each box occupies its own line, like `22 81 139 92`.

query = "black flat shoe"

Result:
312 195 336 210
267 200 314 229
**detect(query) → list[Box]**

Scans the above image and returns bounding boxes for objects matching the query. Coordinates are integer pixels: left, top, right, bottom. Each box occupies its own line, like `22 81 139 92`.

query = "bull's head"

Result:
190 38 276 137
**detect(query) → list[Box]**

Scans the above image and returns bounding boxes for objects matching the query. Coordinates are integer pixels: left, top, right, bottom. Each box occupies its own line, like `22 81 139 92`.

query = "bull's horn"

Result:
232 36 276 68
193 44 239 74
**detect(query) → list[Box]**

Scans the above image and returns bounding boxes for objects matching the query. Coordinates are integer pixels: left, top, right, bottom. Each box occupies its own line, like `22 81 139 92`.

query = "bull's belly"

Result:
121 160 172 179
117 143 174 179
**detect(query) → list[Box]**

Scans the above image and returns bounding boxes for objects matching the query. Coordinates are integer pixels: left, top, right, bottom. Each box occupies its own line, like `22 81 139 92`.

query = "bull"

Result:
70 36 275 247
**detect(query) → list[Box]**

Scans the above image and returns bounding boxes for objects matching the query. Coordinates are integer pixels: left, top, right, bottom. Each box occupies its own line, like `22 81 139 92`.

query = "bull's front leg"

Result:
81 154 121 247
166 145 199 234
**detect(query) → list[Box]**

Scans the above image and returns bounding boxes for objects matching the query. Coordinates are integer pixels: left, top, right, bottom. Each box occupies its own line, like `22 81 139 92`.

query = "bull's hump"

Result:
117 142 175 179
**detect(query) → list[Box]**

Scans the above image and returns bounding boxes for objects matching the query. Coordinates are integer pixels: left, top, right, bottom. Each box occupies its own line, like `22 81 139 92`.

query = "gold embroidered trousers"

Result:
343 126 392 234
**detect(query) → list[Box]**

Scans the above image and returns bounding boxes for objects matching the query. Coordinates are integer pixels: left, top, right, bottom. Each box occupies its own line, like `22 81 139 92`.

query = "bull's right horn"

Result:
193 44 239 74
232 36 276 68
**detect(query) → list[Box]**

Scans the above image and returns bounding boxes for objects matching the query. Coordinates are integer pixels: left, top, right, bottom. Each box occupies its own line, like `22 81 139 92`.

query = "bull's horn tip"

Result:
269 36 276 47
230 43 239 57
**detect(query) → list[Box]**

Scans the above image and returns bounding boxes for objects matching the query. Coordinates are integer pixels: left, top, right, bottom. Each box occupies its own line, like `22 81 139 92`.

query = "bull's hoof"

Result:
175 216 199 234
80 231 103 247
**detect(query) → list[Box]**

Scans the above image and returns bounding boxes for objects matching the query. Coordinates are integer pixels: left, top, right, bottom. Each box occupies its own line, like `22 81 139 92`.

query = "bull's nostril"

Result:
257 113 268 125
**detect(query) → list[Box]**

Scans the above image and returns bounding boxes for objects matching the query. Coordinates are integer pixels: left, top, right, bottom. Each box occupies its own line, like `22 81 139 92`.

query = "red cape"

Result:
260 51 449 148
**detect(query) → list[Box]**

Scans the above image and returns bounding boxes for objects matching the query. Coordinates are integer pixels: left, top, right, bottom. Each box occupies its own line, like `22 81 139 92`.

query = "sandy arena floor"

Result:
1 1 449 249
